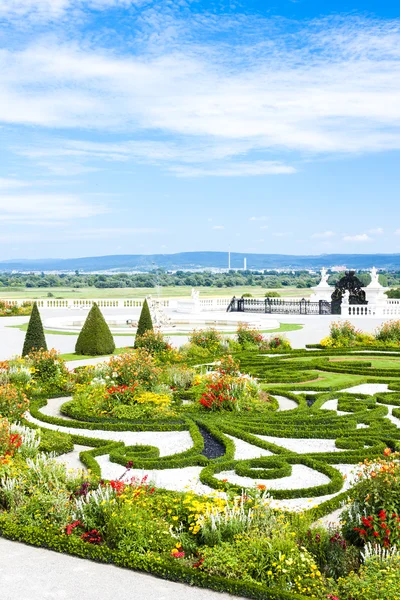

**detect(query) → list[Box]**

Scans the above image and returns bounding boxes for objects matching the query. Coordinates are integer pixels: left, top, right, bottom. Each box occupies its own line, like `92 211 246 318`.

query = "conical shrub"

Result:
134 299 153 347
75 303 115 356
22 302 47 356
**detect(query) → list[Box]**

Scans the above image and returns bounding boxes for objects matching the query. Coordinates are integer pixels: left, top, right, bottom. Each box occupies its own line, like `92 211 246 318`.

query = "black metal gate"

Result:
227 297 332 315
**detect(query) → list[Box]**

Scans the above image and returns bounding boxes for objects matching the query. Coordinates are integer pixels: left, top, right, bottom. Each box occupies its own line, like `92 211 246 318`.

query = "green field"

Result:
0 285 312 300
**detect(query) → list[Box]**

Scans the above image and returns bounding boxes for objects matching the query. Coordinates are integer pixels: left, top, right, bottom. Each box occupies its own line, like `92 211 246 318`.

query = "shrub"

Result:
266 335 292 351
236 323 264 349
22 302 47 356
108 349 160 389
0 385 29 421
134 329 171 355
189 328 223 354
342 450 400 547
334 554 400 600
241 293 252 298
375 320 400 344
134 299 153 346
26 349 70 393
75 303 115 356
264 291 281 297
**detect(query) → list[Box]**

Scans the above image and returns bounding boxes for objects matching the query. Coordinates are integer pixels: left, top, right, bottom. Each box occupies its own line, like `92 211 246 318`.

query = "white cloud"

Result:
169 162 295 177
249 216 268 222
0 178 29 189
0 0 143 20
272 232 292 238
343 233 372 242
311 231 336 238
212 225 225 230
1 15 400 166
0 194 108 222
368 227 384 234
395 229 400 235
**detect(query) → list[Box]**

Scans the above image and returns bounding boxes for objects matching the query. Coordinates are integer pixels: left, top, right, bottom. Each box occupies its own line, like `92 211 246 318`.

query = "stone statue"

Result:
191 288 200 301
146 296 172 328
320 267 329 285
370 266 379 285
342 290 350 304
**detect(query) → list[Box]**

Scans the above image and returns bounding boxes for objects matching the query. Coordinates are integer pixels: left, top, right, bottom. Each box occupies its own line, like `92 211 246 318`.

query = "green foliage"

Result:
134 299 153 345
75 303 115 356
334 555 400 600
265 291 281 297
22 302 47 356
134 329 171 355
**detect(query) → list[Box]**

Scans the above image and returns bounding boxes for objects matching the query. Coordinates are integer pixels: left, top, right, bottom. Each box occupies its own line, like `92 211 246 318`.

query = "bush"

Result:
334 554 400 600
108 349 160 389
134 300 153 346
375 320 400 344
134 329 171 356
26 349 70 394
188 328 224 354
75 303 115 356
236 323 264 349
0 385 29 421
22 302 47 356
265 292 281 298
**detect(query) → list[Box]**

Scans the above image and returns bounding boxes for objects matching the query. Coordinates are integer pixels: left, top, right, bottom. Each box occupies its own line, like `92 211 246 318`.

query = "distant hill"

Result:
1 252 400 272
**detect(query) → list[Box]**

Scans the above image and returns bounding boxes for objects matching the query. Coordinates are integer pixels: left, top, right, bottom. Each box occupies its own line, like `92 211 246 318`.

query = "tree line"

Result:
0 269 398 291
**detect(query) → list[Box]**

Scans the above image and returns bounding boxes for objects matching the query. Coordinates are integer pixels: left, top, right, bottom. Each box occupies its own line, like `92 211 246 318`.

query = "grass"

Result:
0 285 312 300
61 347 132 361
9 322 303 337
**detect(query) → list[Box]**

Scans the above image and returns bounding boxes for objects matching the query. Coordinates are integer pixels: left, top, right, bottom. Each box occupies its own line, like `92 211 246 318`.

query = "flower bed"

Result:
1 339 400 598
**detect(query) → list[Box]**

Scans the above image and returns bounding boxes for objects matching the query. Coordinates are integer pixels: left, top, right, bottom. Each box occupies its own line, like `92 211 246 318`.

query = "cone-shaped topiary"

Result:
22 302 47 356
75 303 115 356
134 299 153 347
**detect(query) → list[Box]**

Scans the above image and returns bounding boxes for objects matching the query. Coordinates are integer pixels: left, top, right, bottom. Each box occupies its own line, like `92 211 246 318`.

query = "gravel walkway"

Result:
342 383 390 394
215 464 330 491
273 395 298 411
256 435 343 454
27 409 193 457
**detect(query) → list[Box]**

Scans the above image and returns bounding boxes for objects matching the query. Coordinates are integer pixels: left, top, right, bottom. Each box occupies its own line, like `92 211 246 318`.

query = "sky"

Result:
0 0 399 259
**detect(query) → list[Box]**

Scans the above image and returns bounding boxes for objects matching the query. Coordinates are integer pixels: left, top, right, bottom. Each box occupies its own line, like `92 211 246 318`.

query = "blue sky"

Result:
0 0 399 259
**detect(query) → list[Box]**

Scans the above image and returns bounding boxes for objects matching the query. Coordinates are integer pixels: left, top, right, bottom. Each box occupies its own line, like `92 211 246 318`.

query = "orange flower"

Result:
384 448 392 457
370 471 377 478
257 484 267 491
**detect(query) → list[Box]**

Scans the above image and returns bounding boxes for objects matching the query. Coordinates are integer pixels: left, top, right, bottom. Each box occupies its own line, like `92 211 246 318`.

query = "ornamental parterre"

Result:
2 326 400 600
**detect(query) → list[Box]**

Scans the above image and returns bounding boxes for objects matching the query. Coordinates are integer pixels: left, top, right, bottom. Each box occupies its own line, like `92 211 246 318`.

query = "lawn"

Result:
0 285 312 300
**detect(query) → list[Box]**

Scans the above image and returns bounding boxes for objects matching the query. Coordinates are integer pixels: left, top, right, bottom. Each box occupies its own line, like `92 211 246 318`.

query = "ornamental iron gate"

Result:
331 271 368 315
227 297 332 315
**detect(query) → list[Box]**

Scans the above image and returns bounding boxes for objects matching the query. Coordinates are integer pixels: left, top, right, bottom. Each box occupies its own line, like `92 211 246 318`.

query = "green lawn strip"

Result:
61 347 132 361
0 285 312 300
9 322 303 337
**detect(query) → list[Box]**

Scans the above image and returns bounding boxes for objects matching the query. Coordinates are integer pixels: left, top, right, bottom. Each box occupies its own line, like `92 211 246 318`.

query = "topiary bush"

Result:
134 299 153 347
22 302 47 356
75 303 115 356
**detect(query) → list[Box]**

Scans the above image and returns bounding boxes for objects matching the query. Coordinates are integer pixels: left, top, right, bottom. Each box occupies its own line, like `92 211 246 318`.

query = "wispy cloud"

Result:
212 225 225 230
343 233 372 242
368 227 384 234
1 14 400 174
311 231 336 239
0 178 30 189
249 216 268 222
0 194 108 223
0 0 144 20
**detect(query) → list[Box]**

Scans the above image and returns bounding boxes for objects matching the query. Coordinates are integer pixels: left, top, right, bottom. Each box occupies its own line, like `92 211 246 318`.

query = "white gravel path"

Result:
269 464 356 511
26 412 193 457
291 390 320 395
39 396 73 420
341 383 390 394
215 464 330 490
95 457 213 494
256 435 343 454
320 399 352 416
55 444 92 471
273 395 298 411
385 405 400 428
225 434 273 459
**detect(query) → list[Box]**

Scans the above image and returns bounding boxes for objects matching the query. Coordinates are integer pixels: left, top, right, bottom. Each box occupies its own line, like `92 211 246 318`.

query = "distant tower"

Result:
244 257 247 271
228 250 231 270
